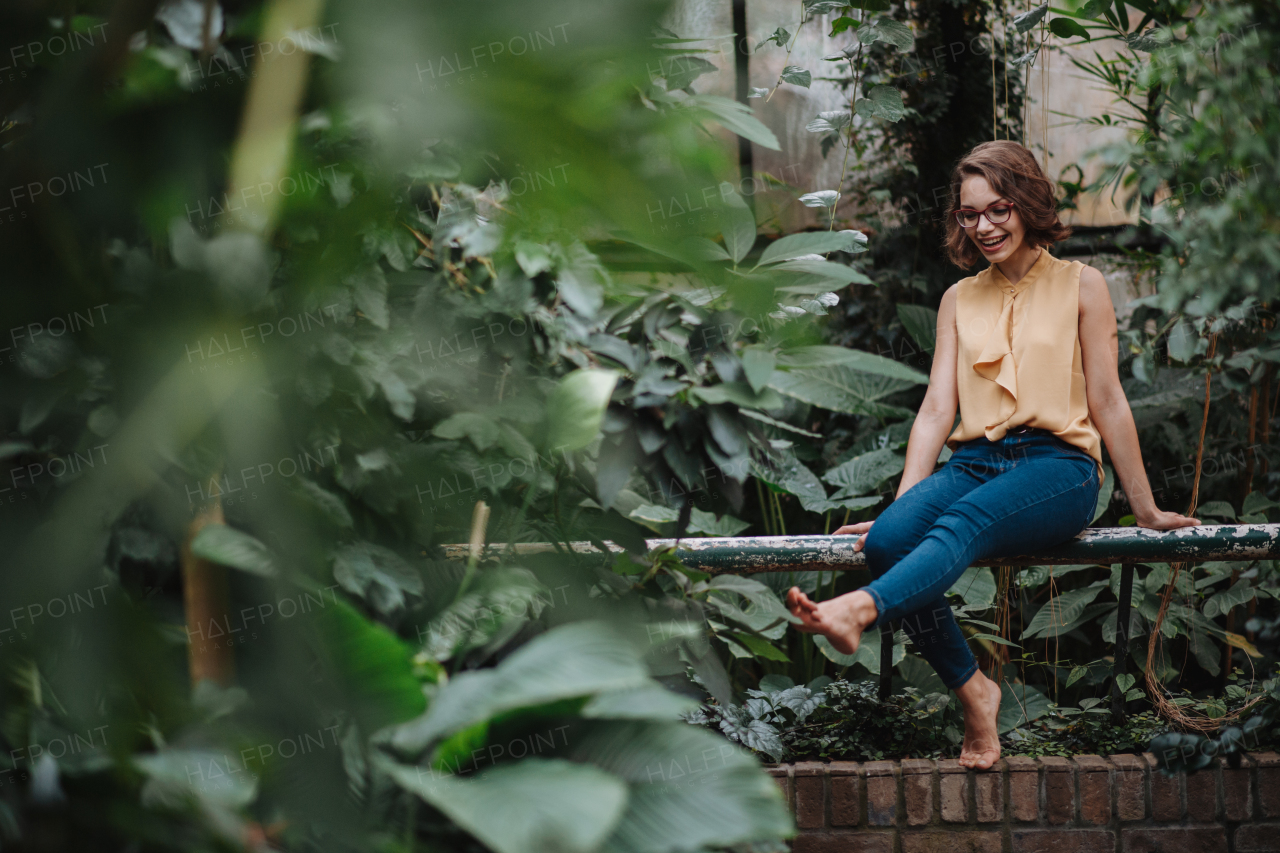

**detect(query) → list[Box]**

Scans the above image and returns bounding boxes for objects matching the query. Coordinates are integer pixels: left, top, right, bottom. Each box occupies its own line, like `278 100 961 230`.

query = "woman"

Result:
785 141 1200 770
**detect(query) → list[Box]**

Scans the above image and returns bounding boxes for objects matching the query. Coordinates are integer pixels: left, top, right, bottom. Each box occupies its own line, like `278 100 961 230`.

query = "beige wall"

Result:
664 0 1141 230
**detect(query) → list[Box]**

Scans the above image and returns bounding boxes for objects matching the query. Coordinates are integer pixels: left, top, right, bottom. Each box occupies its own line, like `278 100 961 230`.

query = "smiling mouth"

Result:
978 234 1008 253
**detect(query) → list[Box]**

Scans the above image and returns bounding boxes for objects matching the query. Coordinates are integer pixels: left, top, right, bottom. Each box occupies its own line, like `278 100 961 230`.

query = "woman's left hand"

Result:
1135 509 1201 530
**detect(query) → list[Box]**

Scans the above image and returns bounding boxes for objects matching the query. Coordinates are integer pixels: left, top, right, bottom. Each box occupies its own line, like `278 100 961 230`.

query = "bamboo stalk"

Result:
182 491 234 687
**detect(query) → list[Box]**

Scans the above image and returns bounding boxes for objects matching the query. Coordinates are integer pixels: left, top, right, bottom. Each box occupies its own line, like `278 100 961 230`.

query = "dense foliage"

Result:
2 0 1280 849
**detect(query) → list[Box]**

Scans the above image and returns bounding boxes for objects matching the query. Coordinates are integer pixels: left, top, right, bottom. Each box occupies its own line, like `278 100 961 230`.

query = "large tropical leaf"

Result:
568 720 793 853
384 758 628 853
769 366 917 418
1023 586 1105 638
774 346 929 382
390 621 650 753
822 448 904 497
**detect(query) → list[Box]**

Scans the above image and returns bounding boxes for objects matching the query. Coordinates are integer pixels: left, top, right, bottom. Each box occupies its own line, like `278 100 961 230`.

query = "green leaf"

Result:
998 683 1052 732
433 412 500 451
317 598 427 731
855 85 905 122
690 508 751 537
757 27 790 50
1013 3 1049 33
333 542 425 615
741 347 777 393
1243 490 1280 516
1093 464 1114 523
896 304 938 354
863 18 913 51
769 365 920 418
780 66 812 88
685 94 781 150
569 721 792 851
1204 579 1257 619
546 369 620 452
970 633 1019 647
690 381 785 409
756 230 867 266
1023 586 1104 638
1197 500 1236 520
390 621 651 753
1066 665 1089 687
830 16 858 36
946 566 997 609
1049 16 1090 39
798 190 840 208
822 448 904 496
1078 0 1110 17
709 575 800 626
770 258 872 288
727 631 790 661
775 346 929 383
1116 673 1135 693
848 0 891 9
190 524 277 577
719 183 758 264
384 758 627 853
661 55 718 90
582 682 701 720
738 409 821 438
806 110 853 133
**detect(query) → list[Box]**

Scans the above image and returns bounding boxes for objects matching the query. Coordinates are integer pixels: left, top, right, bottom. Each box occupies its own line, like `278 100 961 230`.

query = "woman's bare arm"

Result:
835 285 959 538
1078 266 1199 529
897 283 960 498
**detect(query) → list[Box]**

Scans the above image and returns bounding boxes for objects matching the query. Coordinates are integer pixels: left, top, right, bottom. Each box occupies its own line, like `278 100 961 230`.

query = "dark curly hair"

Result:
943 140 1071 269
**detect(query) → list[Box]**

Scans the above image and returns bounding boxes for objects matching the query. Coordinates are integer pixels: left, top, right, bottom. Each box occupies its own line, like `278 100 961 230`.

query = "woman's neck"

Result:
994 245 1043 285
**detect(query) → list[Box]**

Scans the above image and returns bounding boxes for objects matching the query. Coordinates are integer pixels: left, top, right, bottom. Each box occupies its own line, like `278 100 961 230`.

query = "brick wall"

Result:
767 751 1280 852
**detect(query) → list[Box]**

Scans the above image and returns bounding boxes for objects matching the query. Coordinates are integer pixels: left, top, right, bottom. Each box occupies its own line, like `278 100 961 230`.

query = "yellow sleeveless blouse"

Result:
944 250 1104 476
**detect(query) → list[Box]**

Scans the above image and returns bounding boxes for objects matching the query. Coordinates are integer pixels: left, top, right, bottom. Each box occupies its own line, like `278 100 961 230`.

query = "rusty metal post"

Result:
181 496 234 687
1111 561 1135 724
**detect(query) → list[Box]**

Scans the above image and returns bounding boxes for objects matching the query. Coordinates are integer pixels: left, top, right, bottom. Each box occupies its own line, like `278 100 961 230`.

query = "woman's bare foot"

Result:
955 671 1003 770
785 588 878 655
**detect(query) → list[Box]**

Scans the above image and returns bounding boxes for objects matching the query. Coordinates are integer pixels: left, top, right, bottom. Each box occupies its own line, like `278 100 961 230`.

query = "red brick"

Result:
864 762 898 827
1007 756 1040 823
794 761 825 776
795 774 825 829
1039 757 1074 824
940 771 969 823
975 770 1003 822
1145 753 1183 820
831 774 859 827
1121 826 1227 853
792 834 893 853
1256 752 1280 818
1185 765 1218 822
1110 754 1146 821
766 765 790 806
1011 829 1113 853
901 831 1001 853
1236 822 1280 852
1074 756 1110 826
1222 756 1253 821
904 772 933 826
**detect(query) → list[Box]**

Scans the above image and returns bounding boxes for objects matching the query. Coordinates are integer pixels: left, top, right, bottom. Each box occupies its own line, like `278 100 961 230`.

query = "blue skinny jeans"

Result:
860 429 1101 690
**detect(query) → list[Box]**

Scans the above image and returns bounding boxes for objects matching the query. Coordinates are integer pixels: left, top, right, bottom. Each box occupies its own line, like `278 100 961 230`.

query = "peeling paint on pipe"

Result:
442 523 1280 573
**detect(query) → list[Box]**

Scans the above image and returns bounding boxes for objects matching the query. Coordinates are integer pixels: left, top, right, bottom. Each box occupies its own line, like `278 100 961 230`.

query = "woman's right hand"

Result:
834 520 874 551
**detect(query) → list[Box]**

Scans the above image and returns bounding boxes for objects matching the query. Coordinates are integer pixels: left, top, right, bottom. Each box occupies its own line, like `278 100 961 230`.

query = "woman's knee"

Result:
861 528 894 574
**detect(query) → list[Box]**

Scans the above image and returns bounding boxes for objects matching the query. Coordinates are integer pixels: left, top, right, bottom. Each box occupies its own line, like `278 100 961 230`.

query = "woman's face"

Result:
958 175 1028 266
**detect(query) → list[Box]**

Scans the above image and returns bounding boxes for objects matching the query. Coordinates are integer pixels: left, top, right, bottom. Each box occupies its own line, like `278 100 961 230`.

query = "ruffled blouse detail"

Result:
945 250 1104 476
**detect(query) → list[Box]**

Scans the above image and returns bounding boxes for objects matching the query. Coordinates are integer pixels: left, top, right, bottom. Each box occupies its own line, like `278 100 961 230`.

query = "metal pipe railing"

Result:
444 523 1280 722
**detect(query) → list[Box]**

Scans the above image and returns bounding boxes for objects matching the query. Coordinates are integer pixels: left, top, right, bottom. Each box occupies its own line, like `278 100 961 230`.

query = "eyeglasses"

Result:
954 201 1015 228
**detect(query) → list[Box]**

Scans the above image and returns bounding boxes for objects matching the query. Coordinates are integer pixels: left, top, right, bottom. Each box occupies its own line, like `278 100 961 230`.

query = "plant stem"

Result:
766 0 808 103
831 38 866 232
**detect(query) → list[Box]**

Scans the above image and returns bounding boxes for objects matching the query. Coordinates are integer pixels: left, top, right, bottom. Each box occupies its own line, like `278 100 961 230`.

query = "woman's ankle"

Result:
843 590 879 632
